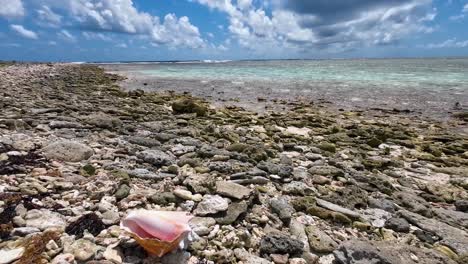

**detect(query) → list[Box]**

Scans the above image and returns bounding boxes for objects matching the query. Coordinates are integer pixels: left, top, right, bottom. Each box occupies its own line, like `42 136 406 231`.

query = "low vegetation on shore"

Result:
0 64 467 264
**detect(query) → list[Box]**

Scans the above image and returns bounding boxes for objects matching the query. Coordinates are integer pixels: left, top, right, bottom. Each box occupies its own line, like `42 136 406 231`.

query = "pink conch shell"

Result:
120 210 193 257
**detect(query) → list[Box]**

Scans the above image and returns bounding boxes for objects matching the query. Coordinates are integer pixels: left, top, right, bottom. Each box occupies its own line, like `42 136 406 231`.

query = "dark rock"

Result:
172 98 208 116
318 142 336 153
137 150 175 166
414 229 439 244
114 184 130 200
333 240 456 264
257 161 293 178
214 201 248 225
393 192 433 217
400 210 468 256
308 165 344 177
323 185 368 210
49 121 82 129
84 113 121 129
368 197 396 213
455 200 468 212
270 198 295 224
367 137 383 148
80 164 96 177
260 234 304 256
385 217 410 233
149 192 178 205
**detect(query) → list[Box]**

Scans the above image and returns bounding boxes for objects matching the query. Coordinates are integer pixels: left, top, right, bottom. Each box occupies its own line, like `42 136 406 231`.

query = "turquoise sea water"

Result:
103 58 468 117
133 58 468 89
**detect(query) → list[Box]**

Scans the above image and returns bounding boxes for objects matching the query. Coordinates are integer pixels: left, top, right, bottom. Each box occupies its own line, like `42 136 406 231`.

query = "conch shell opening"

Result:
120 210 194 257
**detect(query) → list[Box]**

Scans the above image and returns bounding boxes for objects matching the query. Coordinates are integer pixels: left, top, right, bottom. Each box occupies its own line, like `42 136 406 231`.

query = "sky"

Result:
0 0 467 61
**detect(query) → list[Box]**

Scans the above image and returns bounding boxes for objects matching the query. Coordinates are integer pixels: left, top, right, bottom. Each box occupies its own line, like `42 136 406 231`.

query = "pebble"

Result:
42 140 94 162
194 195 229 216
0 248 24 264
215 181 251 199
24 209 66 230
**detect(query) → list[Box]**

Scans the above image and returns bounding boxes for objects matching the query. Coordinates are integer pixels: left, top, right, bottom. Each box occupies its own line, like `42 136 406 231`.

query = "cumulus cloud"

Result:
194 0 436 53
37 6 62 27
38 0 204 48
10 24 38 39
82 32 112 41
0 0 25 19
57 30 76 42
449 3 468 21
116 43 128 48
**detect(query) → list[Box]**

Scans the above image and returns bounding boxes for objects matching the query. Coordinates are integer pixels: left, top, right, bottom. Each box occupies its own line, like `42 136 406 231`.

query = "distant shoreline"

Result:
101 61 468 122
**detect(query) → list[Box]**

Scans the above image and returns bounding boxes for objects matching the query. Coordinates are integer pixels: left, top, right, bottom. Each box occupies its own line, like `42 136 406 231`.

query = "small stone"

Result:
455 200 468 212
385 217 410 233
234 248 271 264
49 121 82 129
282 181 314 195
190 217 216 236
137 150 175 166
80 164 96 177
0 248 24 264
172 98 208 116
270 198 295 224
42 140 94 162
175 189 193 201
51 253 75 264
352 221 373 232
305 226 338 253
311 175 331 185
11 227 40 236
367 137 383 148
260 234 304 256
64 239 98 261
114 184 130 200
215 181 251 199
318 143 336 153
194 195 229 216
102 210 120 225
271 254 289 264
24 209 66 231
103 247 123 264
214 201 248 225
149 192 178 205
85 113 121 129
289 258 307 264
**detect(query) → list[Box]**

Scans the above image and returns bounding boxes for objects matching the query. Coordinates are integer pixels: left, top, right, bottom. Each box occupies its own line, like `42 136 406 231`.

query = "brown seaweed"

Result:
65 213 106 238
17 230 61 264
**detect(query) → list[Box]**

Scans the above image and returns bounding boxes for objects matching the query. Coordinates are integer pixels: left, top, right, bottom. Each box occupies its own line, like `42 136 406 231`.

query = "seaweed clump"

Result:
65 213 106 238
0 150 46 175
0 193 23 239
17 230 61 264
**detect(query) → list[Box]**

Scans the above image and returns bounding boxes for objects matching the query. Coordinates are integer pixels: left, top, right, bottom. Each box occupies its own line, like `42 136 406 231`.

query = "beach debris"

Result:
120 210 194 257
16 230 61 264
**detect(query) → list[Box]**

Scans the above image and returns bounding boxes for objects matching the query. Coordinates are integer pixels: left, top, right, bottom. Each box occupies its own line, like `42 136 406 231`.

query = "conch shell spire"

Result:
120 210 194 257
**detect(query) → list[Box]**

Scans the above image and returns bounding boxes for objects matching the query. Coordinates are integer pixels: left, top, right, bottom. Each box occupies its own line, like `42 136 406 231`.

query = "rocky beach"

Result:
0 63 467 264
